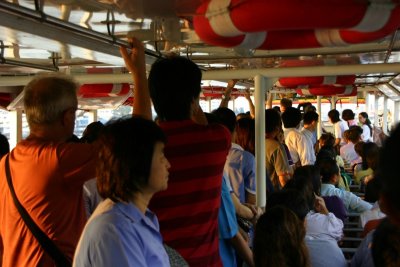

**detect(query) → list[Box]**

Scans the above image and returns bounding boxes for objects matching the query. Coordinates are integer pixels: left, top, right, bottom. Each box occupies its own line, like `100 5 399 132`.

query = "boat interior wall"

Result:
1 0 400 109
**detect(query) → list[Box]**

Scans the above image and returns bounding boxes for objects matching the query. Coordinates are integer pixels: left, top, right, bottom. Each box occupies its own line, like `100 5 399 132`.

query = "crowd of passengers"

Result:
0 38 399 267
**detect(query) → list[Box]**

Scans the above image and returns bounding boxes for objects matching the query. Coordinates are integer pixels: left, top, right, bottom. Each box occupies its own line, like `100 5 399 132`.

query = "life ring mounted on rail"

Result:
193 0 400 50
295 85 358 97
78 84 131 98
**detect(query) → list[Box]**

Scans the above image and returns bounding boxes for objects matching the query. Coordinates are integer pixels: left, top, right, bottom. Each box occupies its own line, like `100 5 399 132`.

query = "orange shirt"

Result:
0 140 96 267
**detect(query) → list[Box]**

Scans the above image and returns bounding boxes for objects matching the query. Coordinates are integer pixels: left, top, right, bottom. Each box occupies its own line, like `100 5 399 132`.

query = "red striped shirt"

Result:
150 120 231 267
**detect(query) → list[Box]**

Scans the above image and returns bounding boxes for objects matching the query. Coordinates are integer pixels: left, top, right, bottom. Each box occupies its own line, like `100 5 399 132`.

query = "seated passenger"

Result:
73 117 171 267
265 189 347 267
340 126 362 167
254 206 309 267
318 158 372 213
287 166 344 241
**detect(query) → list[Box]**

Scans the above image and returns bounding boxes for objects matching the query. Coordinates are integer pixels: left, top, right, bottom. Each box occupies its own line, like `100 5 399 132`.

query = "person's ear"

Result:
62 108 75 126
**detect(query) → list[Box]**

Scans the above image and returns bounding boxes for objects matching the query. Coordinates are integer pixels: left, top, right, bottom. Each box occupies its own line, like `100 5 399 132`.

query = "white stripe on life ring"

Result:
323 76 338 84
109 84 123 96
206 0 243 37
351 2 395 32
315 29 349 47
237 32 267 49
342 85 355 95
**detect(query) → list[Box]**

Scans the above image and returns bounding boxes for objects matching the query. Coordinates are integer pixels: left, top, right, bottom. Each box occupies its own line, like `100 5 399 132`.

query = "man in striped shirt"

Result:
146 56 231 266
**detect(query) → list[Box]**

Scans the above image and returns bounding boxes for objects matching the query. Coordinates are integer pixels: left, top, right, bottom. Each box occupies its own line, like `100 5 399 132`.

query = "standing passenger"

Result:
282 107 315 166
264 109 292 191
358 112 373 142
73 117 171 267
328 109 349 148
121 41 231 266
0 74 97 266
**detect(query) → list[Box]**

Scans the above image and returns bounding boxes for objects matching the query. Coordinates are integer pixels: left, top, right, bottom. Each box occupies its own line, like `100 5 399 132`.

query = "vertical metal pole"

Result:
254 74 268 208
374 94 380 127
87 110 98 123
317 96 322 139
364 91 370 114
9 109 23 149
383 96 388 134
331 96 337 110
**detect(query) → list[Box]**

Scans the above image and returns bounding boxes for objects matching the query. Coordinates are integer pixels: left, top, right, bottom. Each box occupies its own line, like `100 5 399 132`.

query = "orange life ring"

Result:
78 84 130 98
194 0 400 49
276 59 357 87
296 85 357 96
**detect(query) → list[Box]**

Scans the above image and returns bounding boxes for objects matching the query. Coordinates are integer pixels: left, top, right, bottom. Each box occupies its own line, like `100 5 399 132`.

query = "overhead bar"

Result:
2 63 400 86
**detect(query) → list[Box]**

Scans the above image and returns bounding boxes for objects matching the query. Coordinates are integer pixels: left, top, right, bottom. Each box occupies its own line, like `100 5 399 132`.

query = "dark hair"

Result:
281 107 302 128
328 109 340 123
280 98 293 108
372 219 400 267
319 133 336 148
316 158 339 183
293 165 322 196
342 109 355 121
317 146 337 162
359 112 373 137
97 116 167 202
303 111 319 125
266 189 310 221
363 142 380 171
212 107 237 133
347 126 363 143
81 121 105 143
148 56 202 121
284 175 316 210
0 133 9 159
354 141 365 158
235 117 255 155
265 109 282 134
272 106 281 113
254 206 310 267
377 123 400 213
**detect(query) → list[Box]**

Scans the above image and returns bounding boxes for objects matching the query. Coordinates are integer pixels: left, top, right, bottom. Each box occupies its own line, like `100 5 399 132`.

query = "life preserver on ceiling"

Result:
78 84 130 98
276 59 357 87
296 85 358 96
278 76 356 87
200 86 244 99
193 0 400 50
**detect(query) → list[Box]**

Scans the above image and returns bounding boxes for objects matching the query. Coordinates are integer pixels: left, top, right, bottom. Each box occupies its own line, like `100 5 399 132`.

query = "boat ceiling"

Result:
1 0 400 109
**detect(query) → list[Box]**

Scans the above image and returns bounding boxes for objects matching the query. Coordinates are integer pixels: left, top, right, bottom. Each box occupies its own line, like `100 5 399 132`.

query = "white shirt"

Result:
340 142 361 166
306 211 344 241
361 124 373 142
284 127 315 165
334 120 349 145
321 183 373 213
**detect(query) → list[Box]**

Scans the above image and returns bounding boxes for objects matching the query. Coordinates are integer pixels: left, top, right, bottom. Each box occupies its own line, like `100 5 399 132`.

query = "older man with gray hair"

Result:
0 74 97 267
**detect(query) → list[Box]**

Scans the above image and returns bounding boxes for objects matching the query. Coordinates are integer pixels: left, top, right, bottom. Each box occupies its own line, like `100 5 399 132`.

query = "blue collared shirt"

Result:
74 199 170 267
321 184 372 213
